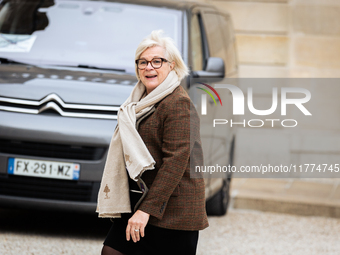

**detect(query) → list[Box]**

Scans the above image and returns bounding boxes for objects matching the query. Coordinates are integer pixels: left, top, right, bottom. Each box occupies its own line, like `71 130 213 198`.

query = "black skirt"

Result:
103 213 199 255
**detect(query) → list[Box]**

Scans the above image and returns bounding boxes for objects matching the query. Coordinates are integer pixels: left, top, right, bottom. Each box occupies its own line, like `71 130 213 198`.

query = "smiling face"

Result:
138 46 175 94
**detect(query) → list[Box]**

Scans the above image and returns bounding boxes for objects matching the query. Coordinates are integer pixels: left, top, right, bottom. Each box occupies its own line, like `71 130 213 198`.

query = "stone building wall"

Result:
202 0 340 78
197 0 340 177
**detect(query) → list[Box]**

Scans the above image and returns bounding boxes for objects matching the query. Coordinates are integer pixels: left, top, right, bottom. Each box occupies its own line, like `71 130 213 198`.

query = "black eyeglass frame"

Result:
135 57 169 70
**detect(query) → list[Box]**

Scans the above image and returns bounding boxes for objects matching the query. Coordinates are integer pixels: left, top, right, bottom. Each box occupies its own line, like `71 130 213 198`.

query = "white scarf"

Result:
96 70 180 218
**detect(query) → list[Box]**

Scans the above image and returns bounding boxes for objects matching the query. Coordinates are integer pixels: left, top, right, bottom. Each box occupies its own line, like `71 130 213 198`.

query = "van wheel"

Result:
206 178 230 216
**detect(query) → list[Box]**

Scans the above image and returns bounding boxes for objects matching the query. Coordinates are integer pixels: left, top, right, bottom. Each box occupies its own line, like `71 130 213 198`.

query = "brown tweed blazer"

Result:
136 85 209 231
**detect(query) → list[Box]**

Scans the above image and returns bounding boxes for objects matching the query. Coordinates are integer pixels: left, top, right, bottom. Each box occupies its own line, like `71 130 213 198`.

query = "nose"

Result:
145 62 154 70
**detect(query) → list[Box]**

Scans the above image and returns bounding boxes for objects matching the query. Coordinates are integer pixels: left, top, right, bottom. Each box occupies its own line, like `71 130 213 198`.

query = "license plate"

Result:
7 157 80 180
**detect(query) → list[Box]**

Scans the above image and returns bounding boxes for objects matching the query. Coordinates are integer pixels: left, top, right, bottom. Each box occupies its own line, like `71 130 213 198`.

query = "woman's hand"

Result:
126 210 150 242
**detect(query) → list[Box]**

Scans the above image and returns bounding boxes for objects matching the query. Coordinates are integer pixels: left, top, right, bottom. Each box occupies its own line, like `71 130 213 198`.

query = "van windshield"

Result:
0 0 182 73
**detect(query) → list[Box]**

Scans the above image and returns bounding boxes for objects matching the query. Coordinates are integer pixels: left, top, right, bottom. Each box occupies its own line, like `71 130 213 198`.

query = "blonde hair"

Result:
135 30 189 81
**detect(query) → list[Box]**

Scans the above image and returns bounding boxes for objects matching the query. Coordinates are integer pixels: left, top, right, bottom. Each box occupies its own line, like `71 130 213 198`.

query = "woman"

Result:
97 30 208 255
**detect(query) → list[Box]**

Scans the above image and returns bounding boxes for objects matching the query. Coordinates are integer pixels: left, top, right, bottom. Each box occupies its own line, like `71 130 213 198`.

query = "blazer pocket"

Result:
171 184 180 197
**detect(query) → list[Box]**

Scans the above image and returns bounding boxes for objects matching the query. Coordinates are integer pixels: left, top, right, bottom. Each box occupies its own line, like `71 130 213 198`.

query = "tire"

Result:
206 177 231 216
206 137 234 216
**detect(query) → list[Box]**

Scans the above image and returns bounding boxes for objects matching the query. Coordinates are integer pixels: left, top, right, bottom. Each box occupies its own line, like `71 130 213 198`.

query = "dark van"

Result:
0 0 237 215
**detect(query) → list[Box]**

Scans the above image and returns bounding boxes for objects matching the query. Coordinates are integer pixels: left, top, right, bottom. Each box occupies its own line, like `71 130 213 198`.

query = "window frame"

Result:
189 7 210 71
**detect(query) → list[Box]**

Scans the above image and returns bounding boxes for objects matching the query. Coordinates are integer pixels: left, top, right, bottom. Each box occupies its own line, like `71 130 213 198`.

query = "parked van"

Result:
0 0 237 215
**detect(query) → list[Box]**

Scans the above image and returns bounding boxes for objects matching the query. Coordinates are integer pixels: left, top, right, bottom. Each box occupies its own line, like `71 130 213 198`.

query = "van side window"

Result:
203 12 225 61
190 14 204 71
219 14 238 76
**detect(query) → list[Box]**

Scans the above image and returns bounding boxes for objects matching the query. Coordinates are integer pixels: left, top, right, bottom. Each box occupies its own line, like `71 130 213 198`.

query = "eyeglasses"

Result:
135 57 169 70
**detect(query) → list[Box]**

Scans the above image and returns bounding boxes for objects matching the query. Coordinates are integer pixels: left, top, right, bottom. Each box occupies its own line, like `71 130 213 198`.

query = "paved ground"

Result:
197 209 340 255
0 209 108 255
1 208 339 255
